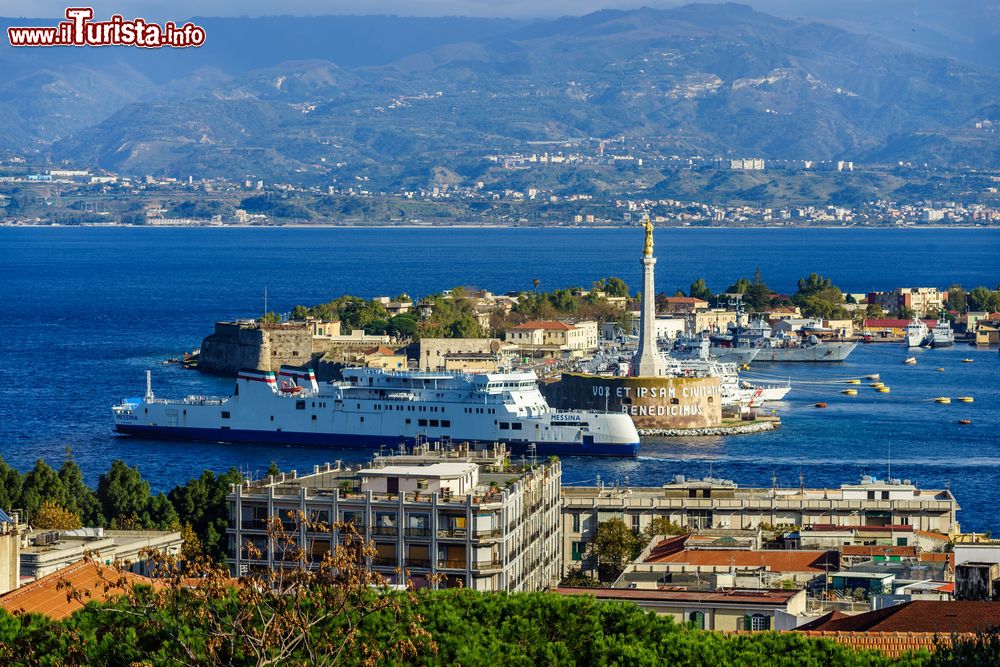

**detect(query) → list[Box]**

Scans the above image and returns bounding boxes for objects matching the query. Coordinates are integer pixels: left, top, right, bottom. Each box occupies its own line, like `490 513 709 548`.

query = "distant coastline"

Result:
3 222 1000 230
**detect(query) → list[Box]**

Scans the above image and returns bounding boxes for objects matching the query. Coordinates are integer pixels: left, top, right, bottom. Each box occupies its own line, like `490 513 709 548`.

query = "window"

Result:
745 614 770 631
406 419 411 425
631 514 640 532
418 419 427 427
571 541 587 561
311 415 317 421
689 611 705 629
571 513 580 532
499 423 509 430
512 422 522 430
430 419 439 427
296 400 305 410
896 537 908 546
221 411 230 419
442 420 450 428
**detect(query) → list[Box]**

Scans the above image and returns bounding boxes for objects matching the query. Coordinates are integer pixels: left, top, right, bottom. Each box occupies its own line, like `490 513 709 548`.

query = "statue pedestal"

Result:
632 255 665 377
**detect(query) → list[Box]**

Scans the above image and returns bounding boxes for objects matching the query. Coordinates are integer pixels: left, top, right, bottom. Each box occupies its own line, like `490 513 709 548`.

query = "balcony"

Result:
471 560 503 571
405 558 431 569
371 526 398 537
372 556 398 567
405 527 432 538
437 528 468 539
437 559 467 569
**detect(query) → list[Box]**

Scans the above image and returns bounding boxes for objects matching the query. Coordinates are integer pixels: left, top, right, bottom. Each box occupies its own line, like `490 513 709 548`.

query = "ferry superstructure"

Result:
112 366 640 457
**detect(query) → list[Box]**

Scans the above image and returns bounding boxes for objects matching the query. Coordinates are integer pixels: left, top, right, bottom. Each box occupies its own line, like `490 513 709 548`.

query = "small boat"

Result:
958 419 972 425
870 382 884 388
877 386 890 393
846 379 861 385
936 368 945 372
961 358 974 363
814 402 827 408
957 396 974 403
866 374 880 380
903 357 917 365
934 397 951 404
842 389 857 396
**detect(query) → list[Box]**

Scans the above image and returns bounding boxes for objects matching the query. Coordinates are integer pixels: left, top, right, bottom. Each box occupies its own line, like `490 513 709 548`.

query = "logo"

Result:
8 7 206 48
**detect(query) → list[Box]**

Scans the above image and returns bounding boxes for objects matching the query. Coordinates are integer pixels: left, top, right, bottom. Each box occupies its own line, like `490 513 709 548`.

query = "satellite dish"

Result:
489 340 502 354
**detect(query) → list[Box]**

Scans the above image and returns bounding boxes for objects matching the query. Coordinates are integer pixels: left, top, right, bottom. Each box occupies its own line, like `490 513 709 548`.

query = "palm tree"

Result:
532 278 540 293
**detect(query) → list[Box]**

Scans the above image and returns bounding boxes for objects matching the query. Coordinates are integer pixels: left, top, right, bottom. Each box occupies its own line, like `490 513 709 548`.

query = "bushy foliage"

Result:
0 586 945 666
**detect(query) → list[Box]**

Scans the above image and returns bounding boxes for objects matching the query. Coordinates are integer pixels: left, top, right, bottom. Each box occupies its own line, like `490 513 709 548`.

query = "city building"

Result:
504 320 598 359
561 477 958 575
227 444 562 593
418 338 513 372
0 510 24 595
866 288 943 317
658 296 709 315
19 528 183 580
692 309 738 334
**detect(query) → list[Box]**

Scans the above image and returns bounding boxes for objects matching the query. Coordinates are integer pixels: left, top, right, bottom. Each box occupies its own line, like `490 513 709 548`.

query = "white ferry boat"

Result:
112 366 641 457
904 316 930 347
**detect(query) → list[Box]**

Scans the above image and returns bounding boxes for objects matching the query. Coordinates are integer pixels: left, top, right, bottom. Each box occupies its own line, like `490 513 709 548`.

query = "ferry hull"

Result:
752 342 857 362
114 423 639 457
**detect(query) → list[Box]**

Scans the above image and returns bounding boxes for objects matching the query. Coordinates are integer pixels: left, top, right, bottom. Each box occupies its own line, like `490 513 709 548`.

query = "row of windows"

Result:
417 419 451 428
498 422 523 431
464 408 495 414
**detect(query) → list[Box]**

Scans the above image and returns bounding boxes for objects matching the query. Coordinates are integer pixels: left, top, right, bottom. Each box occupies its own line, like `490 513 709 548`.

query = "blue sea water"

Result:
1 227 998 530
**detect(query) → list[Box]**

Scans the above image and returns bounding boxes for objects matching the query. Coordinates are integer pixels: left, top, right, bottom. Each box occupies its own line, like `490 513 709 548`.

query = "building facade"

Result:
560 477 959 575
228 445 562 593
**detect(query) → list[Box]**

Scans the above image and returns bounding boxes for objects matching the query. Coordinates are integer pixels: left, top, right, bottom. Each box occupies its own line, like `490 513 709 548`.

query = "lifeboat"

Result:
903 357 917 365
280 382 304 394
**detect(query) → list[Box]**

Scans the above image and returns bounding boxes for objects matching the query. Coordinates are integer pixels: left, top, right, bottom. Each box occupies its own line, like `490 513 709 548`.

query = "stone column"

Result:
632 255 664 376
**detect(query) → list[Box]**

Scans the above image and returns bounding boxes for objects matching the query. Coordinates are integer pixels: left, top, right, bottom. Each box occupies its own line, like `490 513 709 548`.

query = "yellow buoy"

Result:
846 379 861 385
957 396 974 403
934 397 951 404
842 389 858 396
878 386 890 393
870 382 884 388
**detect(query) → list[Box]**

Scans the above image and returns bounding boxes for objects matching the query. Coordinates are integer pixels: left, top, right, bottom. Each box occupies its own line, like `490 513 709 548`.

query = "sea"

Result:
2 226 998 530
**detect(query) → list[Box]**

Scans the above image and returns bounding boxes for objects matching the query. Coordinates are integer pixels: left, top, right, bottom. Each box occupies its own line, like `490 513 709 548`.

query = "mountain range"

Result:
1 3 998 183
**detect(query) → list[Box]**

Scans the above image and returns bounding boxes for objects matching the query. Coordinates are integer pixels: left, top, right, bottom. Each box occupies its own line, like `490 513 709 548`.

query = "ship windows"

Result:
499 423 510 430
311 415 317 421
430 420 439 428
360 417 364 423
418 419 427 427
270 416 274 421
512 423 522 431
296 400 305 410
221 411 231 419
442 420 450 428
406 419 411 425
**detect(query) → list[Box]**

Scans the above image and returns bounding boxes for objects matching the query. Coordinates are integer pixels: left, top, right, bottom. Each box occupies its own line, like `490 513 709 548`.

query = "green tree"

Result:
744 268 772 311
865 303 885 319
0 456 23 513
792 273 847 319
96 460 152 529
946 285 967 313
168 468 242 561
724 277 751 295
968 286 1000 313
290 304 310 320
689 278 713 302
258 311 281 324
20 459 67 523
642 516 687 542
594 277 629 298
586 518 641 581
58 450 104 527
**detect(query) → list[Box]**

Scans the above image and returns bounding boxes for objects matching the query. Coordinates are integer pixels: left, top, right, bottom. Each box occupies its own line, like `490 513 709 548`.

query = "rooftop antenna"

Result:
887 441 892 480
263 285 268 317
771 469 778 491
798 464 805 495
145 370 153 401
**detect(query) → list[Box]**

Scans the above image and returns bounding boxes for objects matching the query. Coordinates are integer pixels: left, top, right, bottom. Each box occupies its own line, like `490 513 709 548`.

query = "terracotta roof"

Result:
840 545 918 558
362 345 398 356
645 534 690 561
646 546 838 573
796 631 973 658
0 560 157 620
511 320 574 331
555 587 799 606
797 601 1000 633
